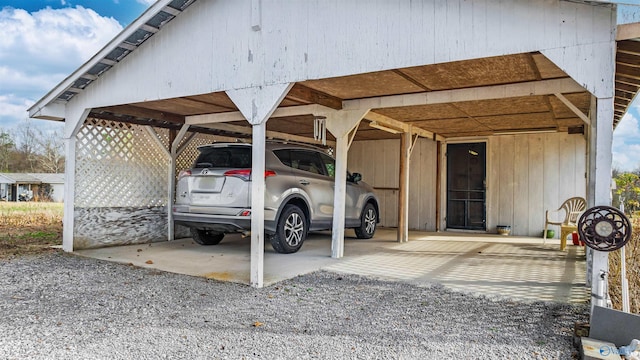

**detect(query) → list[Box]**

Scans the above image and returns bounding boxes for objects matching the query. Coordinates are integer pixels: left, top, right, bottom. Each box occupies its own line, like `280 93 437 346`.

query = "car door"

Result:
289 150 334 228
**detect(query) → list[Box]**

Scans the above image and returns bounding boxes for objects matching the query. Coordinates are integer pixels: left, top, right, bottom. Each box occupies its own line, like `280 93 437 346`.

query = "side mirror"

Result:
351 173 362 183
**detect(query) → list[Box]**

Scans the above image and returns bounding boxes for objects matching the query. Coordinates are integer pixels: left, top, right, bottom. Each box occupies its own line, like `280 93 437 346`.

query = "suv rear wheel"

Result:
270 204 307 254
354 203 377 239
190 228 225 245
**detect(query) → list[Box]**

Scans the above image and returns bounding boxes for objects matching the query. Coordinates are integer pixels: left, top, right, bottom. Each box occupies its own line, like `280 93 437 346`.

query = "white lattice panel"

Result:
75 119 169 207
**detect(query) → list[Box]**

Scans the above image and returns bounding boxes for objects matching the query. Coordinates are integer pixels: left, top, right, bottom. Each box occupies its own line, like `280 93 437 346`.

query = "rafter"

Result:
286 84 343 110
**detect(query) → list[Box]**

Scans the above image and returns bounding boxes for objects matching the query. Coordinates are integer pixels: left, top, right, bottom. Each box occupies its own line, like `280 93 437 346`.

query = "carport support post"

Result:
326 110 368 259
62 107 90 252
168 124 190 241
227 83 293 288
587 96 614 308
398 130 412 243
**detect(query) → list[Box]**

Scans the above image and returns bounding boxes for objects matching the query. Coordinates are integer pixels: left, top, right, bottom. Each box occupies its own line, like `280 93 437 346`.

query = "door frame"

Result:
439 138 491 232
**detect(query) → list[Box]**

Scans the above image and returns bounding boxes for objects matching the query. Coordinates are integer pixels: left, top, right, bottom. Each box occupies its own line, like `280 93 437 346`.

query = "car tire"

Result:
190 228 225 245
270 204 307 254
354 203 377 239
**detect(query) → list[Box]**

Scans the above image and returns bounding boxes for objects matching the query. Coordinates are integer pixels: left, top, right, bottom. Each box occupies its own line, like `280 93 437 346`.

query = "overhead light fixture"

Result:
369 121 403 134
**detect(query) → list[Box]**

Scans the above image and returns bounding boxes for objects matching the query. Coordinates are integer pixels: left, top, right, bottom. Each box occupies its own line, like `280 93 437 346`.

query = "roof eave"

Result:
27 0 183 120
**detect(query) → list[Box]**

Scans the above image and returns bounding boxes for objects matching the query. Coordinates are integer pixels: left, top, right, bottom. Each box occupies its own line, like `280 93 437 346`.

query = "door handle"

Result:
299 180 310 185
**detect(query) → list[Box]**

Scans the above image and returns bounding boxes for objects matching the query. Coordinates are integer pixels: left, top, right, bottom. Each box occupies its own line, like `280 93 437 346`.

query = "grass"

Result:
0 202 63 259
608 216 640 314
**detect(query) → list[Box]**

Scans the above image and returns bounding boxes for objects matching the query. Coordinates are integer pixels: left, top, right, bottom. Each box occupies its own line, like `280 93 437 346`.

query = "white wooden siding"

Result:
349 138 437 230
70 0 615 113
349 133 586 236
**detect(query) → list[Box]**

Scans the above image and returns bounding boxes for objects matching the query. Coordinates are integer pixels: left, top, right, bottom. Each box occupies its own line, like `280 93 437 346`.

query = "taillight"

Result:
223 169 276 181
178 169 192 181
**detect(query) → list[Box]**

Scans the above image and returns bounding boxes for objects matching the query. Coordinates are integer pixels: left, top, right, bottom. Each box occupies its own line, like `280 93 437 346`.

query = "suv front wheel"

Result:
354 203 377 239
270 204 307 254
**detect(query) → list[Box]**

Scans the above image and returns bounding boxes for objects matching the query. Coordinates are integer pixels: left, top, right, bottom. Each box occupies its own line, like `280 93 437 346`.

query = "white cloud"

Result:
137 0 156 5
0 6 123 130
0 95 33 123
613 111 640 171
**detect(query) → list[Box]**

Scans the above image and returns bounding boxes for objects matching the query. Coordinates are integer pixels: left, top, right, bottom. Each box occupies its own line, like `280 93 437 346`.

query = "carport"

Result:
27 0 640 305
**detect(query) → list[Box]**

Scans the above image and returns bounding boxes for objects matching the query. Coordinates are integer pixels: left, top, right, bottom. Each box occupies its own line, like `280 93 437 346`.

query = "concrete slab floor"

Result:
76 228 588 304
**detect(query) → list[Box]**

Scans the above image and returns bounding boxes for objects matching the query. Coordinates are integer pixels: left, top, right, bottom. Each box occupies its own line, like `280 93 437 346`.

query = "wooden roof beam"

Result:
196 121 336 147
343 78 585 111
186 104 331 125
286 84 343 110
96 104 185 123
554 93 590 126
617 23 640 41
364 111 445 141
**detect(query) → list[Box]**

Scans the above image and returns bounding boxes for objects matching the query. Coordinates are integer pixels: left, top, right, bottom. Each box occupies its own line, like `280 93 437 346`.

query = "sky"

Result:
1 0 640 171
0 0 152 138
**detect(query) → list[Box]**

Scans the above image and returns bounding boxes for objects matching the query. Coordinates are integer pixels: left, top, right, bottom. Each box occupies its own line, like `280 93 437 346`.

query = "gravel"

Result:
0 252 588 360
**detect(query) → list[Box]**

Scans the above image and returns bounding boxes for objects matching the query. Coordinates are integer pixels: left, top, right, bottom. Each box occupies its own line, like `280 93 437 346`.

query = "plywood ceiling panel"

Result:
398 54 538 90
455 96 550 117
474 113 556 130
185 92 237 109
300 71 424 99
373 103 467 121
410 118 491 134
531 53 566 79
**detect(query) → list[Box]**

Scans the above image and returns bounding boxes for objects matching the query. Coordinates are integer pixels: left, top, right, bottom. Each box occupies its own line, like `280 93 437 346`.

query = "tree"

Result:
35 128 65 173
15 120 39 172
614 171 640 214
0 129 15 172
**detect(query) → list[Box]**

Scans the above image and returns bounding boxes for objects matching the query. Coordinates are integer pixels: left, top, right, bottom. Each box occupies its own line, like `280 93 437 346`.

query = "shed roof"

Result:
0 173 64 185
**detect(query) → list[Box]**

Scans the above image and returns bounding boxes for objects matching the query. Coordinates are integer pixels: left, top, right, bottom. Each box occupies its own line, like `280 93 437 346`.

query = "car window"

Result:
273 149 291 167
289 150 325 175
194 146 251 168
319 153 335 178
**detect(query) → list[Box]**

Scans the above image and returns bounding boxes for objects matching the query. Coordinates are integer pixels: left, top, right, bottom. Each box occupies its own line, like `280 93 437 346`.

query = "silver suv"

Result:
172 142 379 253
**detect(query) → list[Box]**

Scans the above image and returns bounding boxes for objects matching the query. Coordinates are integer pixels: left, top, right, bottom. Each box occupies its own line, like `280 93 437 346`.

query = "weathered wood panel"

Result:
74 207 190 249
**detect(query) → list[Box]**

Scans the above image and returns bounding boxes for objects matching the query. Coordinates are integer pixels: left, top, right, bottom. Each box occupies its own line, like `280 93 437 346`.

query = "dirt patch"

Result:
0 202 63 259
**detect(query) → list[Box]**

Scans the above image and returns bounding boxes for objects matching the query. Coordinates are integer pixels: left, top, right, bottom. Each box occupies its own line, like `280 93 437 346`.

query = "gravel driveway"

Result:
1 252 588 359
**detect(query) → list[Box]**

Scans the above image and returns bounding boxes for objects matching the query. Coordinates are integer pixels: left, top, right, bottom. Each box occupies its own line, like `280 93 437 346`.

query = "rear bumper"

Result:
173 212 276 234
